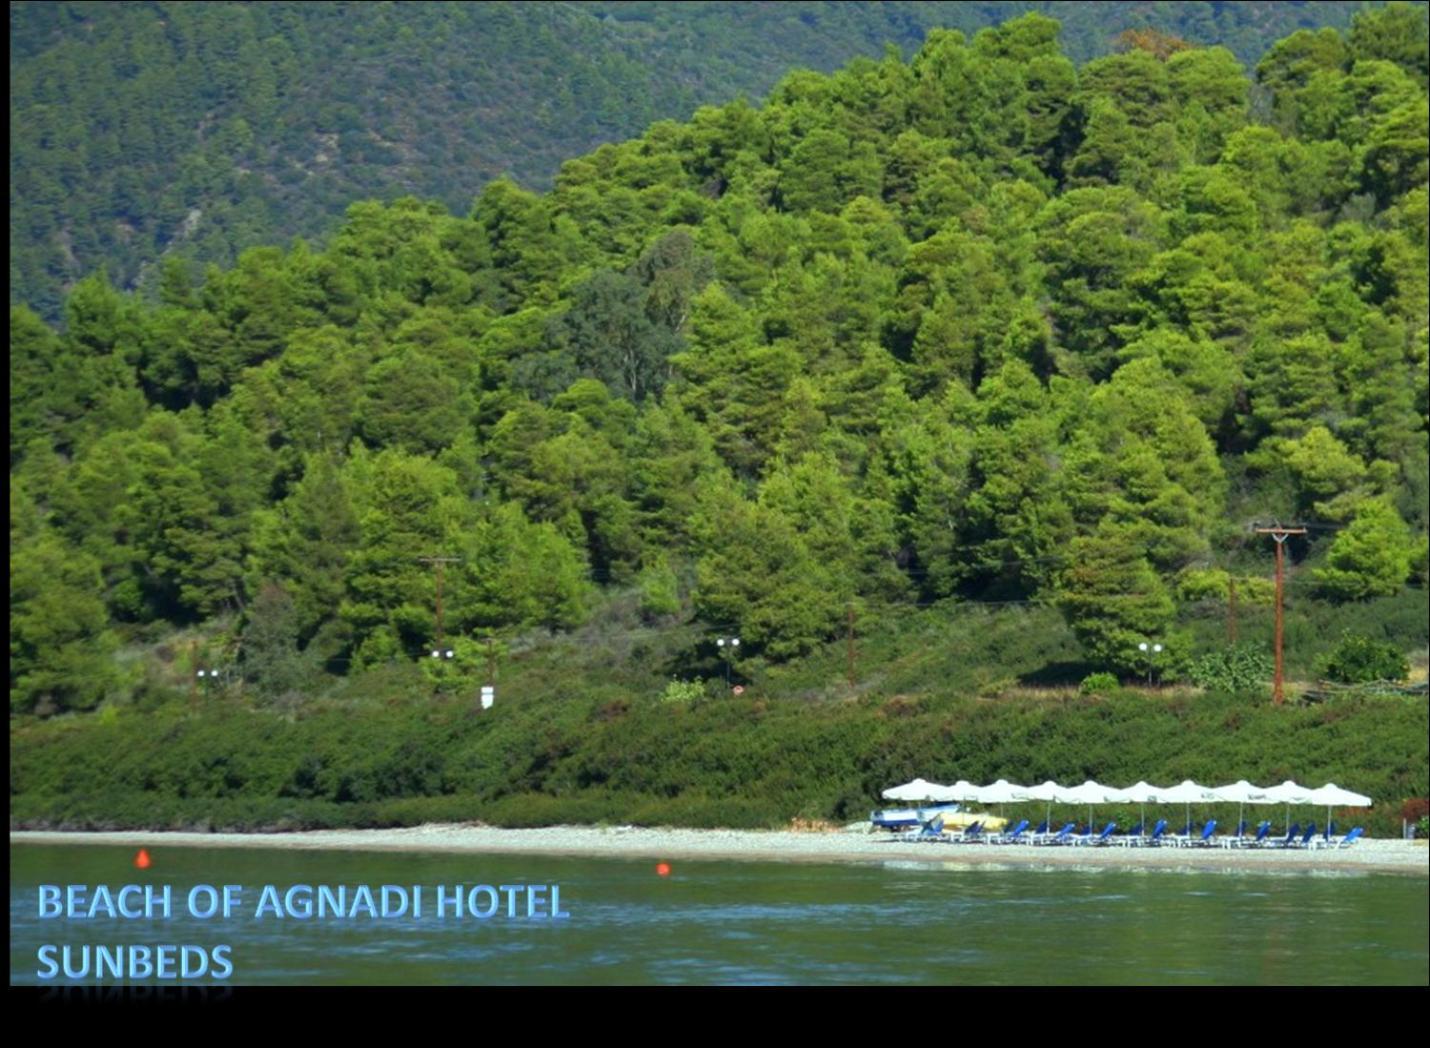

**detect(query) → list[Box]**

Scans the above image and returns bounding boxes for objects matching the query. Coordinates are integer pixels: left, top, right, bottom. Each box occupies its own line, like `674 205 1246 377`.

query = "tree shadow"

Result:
1018 660 1099 687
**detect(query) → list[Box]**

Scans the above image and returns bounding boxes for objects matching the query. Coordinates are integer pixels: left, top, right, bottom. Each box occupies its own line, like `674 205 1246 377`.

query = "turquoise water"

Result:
9 845 1428 985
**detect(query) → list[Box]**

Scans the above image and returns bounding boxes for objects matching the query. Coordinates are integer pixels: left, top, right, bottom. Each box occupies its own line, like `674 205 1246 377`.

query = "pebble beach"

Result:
12 825 1429 876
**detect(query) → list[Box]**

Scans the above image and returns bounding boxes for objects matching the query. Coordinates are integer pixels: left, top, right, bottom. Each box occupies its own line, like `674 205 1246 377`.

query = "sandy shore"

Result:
11 825 1429 876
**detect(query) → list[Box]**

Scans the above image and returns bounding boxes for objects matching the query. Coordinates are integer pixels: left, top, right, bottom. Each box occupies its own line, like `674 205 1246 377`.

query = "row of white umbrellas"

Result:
882 778 1372 834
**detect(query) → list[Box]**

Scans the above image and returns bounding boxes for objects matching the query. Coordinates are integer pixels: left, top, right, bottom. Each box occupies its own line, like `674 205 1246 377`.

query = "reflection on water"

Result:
10 844 1427 986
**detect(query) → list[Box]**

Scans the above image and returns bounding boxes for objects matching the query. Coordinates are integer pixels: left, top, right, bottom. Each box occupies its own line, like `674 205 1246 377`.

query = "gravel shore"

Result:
12 825 1428 876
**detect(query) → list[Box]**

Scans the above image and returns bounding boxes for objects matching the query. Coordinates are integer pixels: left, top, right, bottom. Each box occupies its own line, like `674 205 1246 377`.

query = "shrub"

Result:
1079 672 1120 695
1188 646 1272 694
660 678 706 704
1321 633 1409 684
1402 797 1429 825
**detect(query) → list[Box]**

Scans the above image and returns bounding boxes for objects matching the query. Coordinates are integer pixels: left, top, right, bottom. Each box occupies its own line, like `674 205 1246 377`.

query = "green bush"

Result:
1321 633 1410 684
1188 646 1273 694
661 678 706 704
1079 672 1120 695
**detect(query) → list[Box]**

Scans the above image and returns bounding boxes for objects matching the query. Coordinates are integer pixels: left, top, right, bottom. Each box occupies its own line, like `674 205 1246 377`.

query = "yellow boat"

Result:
939 811 1007 833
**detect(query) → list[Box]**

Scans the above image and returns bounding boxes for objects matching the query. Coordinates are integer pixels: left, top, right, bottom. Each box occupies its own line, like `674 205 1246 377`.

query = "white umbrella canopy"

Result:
978 779 1032 804
1025 780 1062 828
1108 781 1161 835
1262 780 1316 834
978 779 1031 820
1156 780 1216 836
882 778 951 802
945 779 985 803
1060 780 1117 832
1210 780 1271 836
1307 784 1371 807
1209 780 1269 803
1026 780 1062 801
1263 780 1315 804
1307 784 1372 839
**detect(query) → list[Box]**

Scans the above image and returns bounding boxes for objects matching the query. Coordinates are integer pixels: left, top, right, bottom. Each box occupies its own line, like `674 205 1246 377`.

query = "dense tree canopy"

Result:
11 1 1420 322
10 7 1429 710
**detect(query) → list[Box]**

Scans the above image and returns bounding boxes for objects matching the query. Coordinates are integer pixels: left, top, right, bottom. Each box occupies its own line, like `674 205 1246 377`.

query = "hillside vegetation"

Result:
9 8 1429 828
11 1 1420 320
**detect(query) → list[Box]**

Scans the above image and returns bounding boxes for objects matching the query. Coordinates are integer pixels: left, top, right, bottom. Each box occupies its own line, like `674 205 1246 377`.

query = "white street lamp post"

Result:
716 637 740 688
1138 641 1164 687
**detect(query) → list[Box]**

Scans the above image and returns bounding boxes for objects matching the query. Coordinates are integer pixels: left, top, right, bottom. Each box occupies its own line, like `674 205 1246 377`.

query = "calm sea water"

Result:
9 844 1428 985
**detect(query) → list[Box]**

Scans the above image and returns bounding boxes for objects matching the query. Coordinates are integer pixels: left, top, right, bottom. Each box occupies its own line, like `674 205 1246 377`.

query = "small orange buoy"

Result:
134 848 152 870
655 862 671 877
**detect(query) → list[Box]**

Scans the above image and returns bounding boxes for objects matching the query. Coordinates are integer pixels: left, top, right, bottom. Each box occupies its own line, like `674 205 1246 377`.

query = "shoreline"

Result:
11 825 1429 877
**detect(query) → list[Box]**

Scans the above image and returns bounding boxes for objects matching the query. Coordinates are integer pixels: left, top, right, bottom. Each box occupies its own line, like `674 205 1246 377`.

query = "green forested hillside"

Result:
11 7 1428 729
11 1 1424 321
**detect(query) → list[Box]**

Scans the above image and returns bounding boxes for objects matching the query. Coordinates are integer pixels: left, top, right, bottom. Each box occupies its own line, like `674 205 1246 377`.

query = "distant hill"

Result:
10 0 1418 321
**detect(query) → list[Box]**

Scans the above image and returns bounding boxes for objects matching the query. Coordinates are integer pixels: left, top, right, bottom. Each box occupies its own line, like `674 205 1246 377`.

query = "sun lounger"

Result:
899 814 945 842
1222 821 1271 849
1035 823 1076 846
1074 821 1117 846
1163 822 1200 848
948 821 984 843
1191 819 1218 846
1267 822 1301 848
1116 818 1165 847
1285 823 1318 849
985 819 1029 845
1310 826 1364 850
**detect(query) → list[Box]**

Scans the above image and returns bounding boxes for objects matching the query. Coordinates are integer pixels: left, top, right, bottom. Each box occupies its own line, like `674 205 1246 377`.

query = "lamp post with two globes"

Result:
716 637 740 689
1137 641 1164 687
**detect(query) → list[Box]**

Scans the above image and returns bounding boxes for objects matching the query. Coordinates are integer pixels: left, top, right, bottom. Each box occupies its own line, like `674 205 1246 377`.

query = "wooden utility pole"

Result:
418 555 462 649
1253 525 1306 705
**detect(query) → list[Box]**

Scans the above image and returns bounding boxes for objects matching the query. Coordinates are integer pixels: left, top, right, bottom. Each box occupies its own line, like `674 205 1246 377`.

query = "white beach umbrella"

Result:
978 779 1032 803
1108 781 1161 836
1025 780 1062 829
1210 780 1271 837
946 779 985 803
1156 780 1216 836
882 778 950 802
1307 783 1372 839
1061 780 1117 832
978 779 1031 819
1263 780 1315 833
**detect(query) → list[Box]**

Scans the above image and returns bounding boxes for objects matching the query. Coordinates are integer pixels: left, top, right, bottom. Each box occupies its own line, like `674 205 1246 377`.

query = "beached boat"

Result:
870 803 1007 833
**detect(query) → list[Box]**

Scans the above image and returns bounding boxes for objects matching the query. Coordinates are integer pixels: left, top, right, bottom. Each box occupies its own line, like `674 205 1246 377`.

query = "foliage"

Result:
1188 646 1273 694
1079 672 1120 694
660 678 707 704
7 9 1428 718
1320 632 1411 683
10 671 1426 838
9 2 1403 322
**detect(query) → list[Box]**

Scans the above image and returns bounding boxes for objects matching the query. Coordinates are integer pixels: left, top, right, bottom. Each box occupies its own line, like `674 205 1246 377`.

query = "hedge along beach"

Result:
11 825 1428 876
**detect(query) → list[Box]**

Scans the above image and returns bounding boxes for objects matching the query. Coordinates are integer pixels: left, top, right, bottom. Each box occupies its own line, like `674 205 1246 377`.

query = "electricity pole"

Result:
1253 524 1306 705
418 555 462 650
